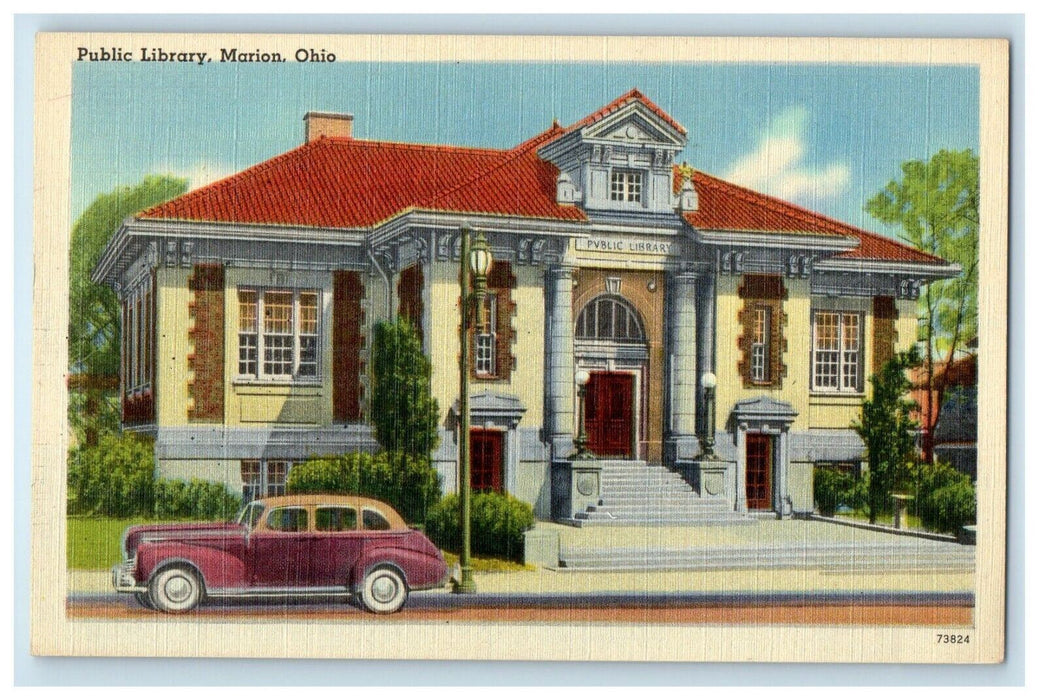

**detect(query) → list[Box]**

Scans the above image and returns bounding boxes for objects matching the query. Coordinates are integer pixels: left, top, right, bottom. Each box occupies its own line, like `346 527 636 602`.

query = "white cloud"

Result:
724 106 851 202
153 161 236 190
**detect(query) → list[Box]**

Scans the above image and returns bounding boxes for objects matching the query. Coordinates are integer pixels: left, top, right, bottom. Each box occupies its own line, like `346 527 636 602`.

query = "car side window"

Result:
315 507 358 532
362 508 391 531
266 507 308 532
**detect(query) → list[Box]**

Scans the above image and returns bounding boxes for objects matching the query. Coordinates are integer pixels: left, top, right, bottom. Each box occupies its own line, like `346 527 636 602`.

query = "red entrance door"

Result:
584 372 634 457
746 434 773 510
470 429 503 491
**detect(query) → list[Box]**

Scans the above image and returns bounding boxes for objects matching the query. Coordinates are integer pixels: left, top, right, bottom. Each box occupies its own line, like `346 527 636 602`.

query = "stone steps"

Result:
559 543 976 572
566 460 749 527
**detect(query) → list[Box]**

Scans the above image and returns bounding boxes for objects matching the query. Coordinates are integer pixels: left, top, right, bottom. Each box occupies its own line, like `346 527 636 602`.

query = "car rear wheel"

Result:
149 566 203 614
358 565 408 614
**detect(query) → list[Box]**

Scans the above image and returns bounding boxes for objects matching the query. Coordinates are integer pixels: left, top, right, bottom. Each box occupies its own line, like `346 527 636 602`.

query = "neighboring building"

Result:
92 90 957 521
911 354 978 479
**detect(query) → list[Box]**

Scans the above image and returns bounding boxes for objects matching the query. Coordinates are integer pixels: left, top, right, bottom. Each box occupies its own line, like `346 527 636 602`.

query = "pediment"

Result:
451 392 527 428
580 102 686 148
731 396 799 422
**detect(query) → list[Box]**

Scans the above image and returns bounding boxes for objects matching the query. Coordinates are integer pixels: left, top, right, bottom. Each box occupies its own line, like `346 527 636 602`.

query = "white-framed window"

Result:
750 305 770 383
475 292 497 376
122 281 154 395
610 170 643 203
238 288 320 380
240 459 294 503
812 311 863 392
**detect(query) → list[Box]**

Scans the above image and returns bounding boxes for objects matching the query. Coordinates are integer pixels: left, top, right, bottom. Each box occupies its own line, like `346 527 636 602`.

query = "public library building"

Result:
93 90 956 522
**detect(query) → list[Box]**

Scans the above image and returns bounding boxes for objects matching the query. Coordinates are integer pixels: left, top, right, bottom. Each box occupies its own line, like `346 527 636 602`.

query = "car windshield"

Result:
235 501 265 528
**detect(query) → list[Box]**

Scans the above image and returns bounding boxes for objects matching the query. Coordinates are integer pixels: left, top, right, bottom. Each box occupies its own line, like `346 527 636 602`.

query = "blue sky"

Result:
70 61 978 237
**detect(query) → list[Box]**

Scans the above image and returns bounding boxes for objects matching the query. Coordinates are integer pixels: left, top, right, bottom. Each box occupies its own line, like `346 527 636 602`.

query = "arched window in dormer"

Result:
575 295 645 342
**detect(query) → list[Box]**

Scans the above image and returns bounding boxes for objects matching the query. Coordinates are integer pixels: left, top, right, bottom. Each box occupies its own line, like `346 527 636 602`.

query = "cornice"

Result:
688 228 860 253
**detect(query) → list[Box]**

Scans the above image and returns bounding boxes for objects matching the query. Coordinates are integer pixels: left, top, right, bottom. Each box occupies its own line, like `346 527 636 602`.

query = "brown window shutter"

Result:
333 270 365 422
737 274 788 388
187 264 225 423
471 261 516 381
872 296 899 373
397 264 424 345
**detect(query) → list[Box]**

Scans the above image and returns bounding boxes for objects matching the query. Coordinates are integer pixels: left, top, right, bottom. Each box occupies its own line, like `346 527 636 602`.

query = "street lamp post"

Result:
573 368 593 459
700 371 717 457
452 225 491 595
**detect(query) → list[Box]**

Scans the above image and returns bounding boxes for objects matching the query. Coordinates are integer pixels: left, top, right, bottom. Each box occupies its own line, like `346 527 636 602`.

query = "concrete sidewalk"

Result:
70 519 974 598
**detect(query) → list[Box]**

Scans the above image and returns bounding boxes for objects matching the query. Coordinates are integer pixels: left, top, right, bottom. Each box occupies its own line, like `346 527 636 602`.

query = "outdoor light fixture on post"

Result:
453 225 492 595
572 368 594 459
700 371 717 457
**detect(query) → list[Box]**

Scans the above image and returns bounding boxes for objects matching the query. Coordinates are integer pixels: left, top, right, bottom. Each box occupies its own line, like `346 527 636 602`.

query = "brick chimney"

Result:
303 112 354 143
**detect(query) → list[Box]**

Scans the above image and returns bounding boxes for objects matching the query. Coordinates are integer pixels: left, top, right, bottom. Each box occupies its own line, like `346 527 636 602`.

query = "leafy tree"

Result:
853 346 921 524
69 175 187 445
287 451 441 525
865 150 978 460
370 317 440 459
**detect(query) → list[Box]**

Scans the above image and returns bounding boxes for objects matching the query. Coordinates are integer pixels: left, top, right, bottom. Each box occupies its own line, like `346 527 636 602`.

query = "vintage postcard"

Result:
31 33 1008 663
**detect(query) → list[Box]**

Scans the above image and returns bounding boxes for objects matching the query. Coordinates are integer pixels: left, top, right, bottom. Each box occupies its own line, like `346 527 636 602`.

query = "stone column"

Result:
665 268 699 463
546 264 576 459
697 271 716 439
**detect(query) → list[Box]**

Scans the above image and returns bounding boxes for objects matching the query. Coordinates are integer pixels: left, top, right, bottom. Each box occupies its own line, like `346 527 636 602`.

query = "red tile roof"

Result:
139 88 946 267
564 87 687 136
677 168 948 265
141 136 584 228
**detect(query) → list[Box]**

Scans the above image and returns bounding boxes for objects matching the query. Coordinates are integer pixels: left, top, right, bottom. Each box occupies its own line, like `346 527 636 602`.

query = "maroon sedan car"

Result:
112 495 449 614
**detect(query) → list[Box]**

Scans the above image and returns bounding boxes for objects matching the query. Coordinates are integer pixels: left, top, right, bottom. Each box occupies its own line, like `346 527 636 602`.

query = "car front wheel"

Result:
149 566 203 614
358 565 408 614
134 591 155 610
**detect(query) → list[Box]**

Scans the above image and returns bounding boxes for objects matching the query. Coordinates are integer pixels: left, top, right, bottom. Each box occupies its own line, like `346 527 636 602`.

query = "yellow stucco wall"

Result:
222 268 334 426
712 278 916 432
428 261 461 428
426 261 546 429
714 275 813 431
896 299 919 352
155 266 192 426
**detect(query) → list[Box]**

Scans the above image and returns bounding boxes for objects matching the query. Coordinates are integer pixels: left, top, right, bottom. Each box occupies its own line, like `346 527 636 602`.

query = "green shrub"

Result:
425 492 535 562
67 432 156 517
287 451 441 525
910 461 965 519
923 481 976 537
68 431 238 519
846 471 870 514
154 479 241 521
813 467 856 516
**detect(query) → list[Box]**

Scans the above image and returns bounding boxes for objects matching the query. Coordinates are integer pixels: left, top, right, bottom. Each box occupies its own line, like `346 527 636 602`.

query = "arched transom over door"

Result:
575 295 648 458
575 295 646 342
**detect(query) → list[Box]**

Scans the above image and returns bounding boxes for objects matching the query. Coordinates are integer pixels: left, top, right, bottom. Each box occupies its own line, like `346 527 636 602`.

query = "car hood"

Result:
122 522 246 557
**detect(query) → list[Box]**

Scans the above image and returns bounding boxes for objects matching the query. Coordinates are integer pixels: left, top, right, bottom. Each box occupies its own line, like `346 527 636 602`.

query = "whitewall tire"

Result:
358 565 408 614
149 566 203 614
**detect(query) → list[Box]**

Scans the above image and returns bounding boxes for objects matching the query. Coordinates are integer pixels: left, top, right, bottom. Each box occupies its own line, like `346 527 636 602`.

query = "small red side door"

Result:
746 434 773 511
470 429 504 491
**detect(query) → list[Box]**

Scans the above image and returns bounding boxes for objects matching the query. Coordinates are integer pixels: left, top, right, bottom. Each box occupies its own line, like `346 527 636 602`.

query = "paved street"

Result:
67 590 974 625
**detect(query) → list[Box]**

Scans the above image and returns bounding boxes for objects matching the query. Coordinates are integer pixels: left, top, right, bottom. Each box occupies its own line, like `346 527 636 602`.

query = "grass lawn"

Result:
834 510 925 530
68 516 532 574
67 515 195 570
440 552 533 573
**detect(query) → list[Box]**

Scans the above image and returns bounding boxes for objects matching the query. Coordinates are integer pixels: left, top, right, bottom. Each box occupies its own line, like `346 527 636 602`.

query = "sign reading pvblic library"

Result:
576 235 680 256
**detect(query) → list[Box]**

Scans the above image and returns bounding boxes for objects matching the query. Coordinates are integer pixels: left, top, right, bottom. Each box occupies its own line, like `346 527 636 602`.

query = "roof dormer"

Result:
537 89 688 216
